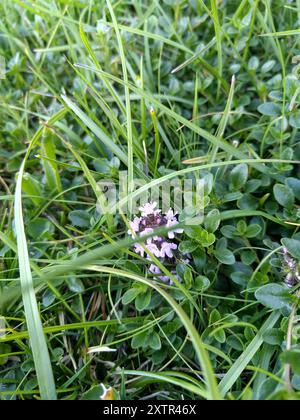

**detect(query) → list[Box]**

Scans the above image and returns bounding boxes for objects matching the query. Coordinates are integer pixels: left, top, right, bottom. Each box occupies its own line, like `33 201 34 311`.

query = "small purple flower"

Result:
159 271 181 285
128 217 141 237
159 275 171 283
134 243 145 257
139 202 161 217
145 242 161 258
167 224 184 239
165 208 184 239
129 202 184 284
149 264 161 275
165 209 176 220
160 242 177 258
140 227 154 237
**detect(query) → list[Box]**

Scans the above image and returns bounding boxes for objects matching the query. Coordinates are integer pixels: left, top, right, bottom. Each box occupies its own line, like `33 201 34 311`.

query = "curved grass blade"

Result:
118 370 208 399
14 159 57 400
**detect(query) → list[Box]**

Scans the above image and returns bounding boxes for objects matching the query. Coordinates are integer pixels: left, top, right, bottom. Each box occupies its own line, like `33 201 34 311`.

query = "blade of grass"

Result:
0 317 145 343
78 21 126 115
45 126 114 229
210 0 223 98
219 311 281 397
118 370 207 398
41 128 62 194
171 38 216 74
14 159 57 400
99 20 230 92
252 344 277 399
105 0 134 214
61 94 128 165
259 29 300 37
210 75 236 164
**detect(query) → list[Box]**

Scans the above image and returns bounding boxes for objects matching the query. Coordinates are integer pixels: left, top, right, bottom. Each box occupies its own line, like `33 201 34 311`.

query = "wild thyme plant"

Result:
128 202 189 283
2 0 300 402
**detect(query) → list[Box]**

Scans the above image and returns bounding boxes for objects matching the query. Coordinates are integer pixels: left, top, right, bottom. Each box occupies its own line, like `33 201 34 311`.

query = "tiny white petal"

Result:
87 346 117 354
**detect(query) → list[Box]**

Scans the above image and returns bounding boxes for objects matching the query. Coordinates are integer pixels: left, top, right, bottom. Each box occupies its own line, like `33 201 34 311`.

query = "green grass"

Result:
1 0 300 401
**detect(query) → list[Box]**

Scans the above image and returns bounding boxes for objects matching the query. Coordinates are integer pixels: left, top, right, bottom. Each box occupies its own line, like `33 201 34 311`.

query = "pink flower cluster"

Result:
128 202 185 283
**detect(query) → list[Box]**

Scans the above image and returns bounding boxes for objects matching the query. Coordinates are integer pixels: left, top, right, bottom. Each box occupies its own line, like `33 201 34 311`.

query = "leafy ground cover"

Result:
1 0 300 400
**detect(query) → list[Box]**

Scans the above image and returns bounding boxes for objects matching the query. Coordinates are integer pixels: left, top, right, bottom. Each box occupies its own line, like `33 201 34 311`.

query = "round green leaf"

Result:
255 283 291 310
122 287 141 305
290 111 300 129
273 184 294 208
281 238 300 260
257 102 281 117
135 289 152 311
204 209 221 233
178 240 199 254
229 164 248 191
68 210 91 228
215 248 236 265
195 275 210 291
